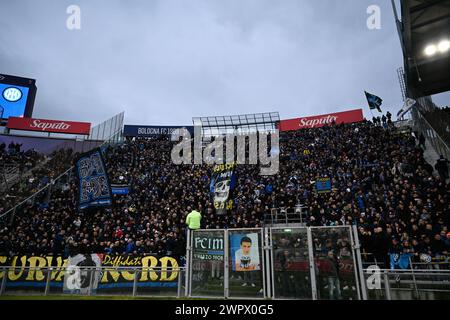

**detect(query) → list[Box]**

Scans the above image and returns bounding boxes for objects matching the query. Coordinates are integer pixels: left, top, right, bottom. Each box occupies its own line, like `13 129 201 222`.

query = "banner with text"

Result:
7 116 91 135
278 109 364 131
0 255 180 290
193 235 225 261
123 125 194 137
210 163 237 215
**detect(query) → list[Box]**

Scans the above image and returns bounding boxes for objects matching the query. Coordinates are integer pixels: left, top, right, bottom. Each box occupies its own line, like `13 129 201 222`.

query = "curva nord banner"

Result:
6 116 91 135
0 254 180 291
278 109 364 131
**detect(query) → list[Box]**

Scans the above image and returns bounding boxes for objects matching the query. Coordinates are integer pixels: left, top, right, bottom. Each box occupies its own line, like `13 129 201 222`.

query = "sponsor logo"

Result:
279 109 364 131
299 115 338 128
6 117 91 135
31 119 71 131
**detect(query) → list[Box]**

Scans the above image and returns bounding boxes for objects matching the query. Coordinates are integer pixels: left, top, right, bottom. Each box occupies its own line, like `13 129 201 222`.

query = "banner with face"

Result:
210 163 236 215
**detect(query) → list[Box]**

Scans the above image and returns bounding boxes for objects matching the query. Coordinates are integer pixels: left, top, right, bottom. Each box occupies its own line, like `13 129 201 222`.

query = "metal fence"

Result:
363 269 450 300
0 266 186 298
185 225 367 300
81 111 125 143
411 102 450 159
264 206 309 226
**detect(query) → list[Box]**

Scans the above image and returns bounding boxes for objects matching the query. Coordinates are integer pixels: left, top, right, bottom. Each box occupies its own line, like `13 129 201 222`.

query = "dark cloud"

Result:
0 0 448 126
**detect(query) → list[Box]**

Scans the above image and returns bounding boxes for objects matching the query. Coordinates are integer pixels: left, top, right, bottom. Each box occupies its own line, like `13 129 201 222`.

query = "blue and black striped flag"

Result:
364 91 383 112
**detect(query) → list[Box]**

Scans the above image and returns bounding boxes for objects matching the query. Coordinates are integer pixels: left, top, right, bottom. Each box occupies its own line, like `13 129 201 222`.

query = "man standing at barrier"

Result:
186 207 202 234
324 250 342 300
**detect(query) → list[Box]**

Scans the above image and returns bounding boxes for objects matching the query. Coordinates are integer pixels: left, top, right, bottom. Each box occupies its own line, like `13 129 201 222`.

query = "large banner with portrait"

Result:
75 148 112 210
209 163 237 215
230 232 261 272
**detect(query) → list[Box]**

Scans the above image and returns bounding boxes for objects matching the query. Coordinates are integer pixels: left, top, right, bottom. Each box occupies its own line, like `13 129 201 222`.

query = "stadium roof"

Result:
395 0 450 97
192 112 280 137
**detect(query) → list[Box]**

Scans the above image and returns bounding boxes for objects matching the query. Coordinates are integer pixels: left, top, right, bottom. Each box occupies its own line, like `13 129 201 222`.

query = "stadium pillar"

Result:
224 229 229 299
264 228 272 299
177 268 182 298
0 269 6 295
383 271 392 300
184 228 192 297
44 267 51 296
409 256 420 299
352 225 368 300
306 228 318 300
132 270 138 297
87 268 95 296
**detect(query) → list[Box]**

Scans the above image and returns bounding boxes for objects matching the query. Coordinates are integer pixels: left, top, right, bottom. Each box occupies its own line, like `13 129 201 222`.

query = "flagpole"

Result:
368 107 374 119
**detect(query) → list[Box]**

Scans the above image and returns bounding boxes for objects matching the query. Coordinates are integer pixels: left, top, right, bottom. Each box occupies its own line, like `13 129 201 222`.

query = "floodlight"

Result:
438 40 450 53
424 44 437 56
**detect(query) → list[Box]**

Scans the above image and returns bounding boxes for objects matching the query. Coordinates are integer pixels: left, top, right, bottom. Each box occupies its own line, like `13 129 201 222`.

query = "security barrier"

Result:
363 269 450 300
185 225 366 300
0 266 185 298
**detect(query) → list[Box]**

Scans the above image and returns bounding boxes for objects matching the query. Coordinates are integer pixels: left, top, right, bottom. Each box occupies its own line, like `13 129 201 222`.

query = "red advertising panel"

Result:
6 117 91 135
278 109 364 131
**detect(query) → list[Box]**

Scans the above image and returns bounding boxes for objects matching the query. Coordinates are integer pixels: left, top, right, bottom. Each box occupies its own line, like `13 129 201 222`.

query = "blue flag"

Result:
365 91 383 112
390 253 412 270
75 148 112 210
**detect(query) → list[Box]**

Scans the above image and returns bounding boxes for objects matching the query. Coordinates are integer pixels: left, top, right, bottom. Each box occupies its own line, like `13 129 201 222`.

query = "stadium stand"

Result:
0 120 448 270
0 147 74 216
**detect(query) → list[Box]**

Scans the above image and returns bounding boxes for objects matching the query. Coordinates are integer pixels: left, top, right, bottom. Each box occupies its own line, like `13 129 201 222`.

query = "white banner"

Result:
397 98 416 119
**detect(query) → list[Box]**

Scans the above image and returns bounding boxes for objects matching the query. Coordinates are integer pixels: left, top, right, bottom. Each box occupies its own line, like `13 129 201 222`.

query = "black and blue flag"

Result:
364 91 383 112
75 148 112 210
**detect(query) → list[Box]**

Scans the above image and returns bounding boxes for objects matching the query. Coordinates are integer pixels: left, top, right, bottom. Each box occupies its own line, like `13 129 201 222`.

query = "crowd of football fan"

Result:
0 142 45 177
0 120 449 268
0 143 74 217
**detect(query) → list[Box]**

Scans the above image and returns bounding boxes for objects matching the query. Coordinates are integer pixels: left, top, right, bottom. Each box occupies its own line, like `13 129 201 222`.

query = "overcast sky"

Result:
1 0 449 126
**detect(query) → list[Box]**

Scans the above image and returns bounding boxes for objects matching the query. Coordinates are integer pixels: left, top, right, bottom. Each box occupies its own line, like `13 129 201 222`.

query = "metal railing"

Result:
363 268 450 300
412 106 450 159
185 225 366 300
264 206 309 226
0 266 186 298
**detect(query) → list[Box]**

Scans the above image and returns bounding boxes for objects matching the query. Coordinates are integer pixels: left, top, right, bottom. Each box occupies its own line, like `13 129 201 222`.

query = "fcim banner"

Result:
0 255 180 292
193 235 224 261
123 125 194 137
75 148 112 210
278 109 364 131
210 163 237 215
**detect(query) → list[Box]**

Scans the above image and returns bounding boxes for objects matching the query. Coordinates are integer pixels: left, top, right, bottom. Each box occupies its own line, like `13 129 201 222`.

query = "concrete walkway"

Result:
422 138 450 183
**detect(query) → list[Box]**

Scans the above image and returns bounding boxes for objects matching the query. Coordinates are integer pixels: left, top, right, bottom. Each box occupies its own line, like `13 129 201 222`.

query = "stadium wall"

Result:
0 134 103 155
